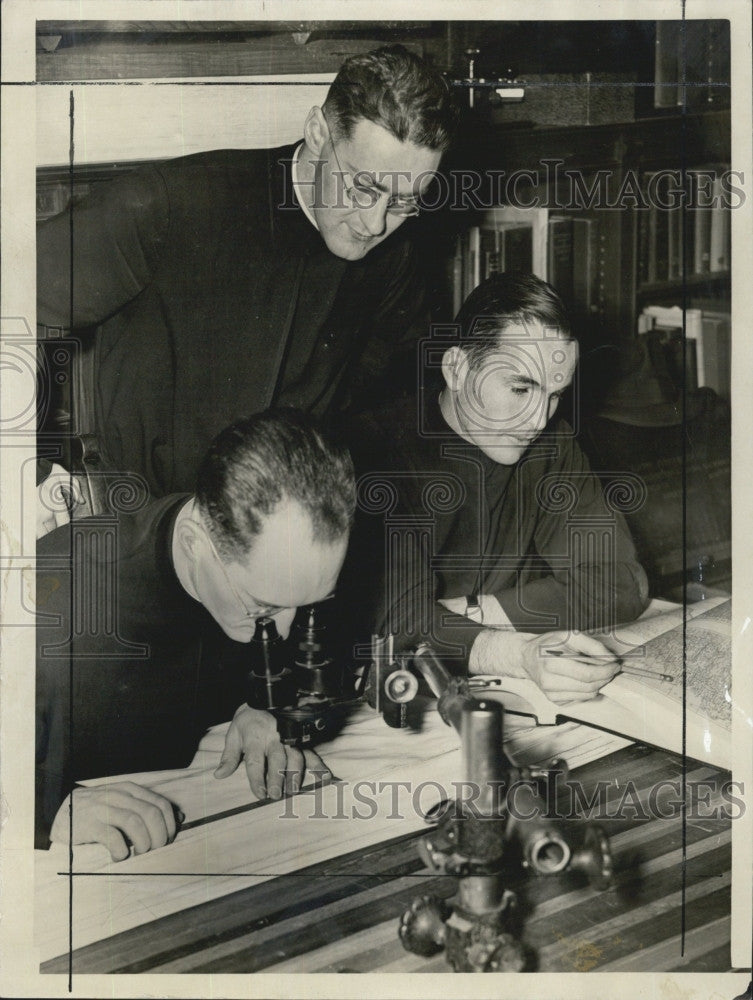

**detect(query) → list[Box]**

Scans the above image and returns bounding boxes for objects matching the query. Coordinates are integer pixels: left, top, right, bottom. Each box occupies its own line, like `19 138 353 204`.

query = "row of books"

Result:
638 304 731 399
547 214 606 319
452 223 533 311
637 167 731 286
451 207 605 319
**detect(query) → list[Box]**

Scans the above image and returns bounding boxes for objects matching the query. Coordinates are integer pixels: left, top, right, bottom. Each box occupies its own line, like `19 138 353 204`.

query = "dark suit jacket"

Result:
340 394 650 670
37 144 428 496
35 495 248 847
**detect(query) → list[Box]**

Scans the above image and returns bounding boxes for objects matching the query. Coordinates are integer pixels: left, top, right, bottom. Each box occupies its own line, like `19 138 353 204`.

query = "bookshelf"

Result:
452 207 547 314
444 106 731 598
447 108 731 347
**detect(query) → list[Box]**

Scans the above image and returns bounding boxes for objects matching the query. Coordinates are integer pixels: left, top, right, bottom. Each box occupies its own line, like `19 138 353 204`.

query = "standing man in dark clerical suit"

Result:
36 45 457 507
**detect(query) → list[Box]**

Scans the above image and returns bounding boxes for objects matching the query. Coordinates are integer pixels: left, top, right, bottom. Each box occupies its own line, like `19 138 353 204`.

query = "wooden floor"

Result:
41 744 734 975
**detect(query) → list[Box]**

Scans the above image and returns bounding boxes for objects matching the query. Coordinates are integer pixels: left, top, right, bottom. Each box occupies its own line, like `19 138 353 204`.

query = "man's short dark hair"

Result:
454 271 573 368
196 409 356 559
323 44 458 153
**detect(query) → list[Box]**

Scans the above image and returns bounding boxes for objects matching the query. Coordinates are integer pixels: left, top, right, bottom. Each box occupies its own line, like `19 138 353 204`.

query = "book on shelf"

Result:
646 192 659 283
501 224 534 275
637 207 650 285
639 303 730 398
638 166 730 286
547 215 575 301
455 208 606 320
693 194 712 275
654 173 671 281
545 212 605 318
667 198 682 281
478 223 533 280
682 191 696 275
482 206 548 279
453 208 548 308
700 310 732 398
466 225 481 299
477 598 732 770
691 166 731 277
451 226 481 309
451 235 463 316
479 225 499 283
639 304 702 392
572 217 603 315
709 174 731 272
639 170 674 284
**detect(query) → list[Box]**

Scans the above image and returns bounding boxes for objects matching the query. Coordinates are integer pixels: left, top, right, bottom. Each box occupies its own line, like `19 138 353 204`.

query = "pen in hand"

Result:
544 648 674 683
618 663 674 683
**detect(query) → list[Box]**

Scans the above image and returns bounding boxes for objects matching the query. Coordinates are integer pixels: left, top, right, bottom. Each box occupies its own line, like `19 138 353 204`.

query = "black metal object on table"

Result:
246 605 358 747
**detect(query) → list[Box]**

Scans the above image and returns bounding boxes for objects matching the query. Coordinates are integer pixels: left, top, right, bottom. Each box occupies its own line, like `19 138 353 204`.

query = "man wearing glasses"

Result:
35 410 355 860
37 45 457 513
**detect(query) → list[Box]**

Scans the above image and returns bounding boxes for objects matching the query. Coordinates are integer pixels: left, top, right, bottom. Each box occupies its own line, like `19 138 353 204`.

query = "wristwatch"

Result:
465 593 484 624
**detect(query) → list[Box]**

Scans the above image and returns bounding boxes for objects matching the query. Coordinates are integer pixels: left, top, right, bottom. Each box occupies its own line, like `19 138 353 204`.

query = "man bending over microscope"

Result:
35 409 355 859
342 272 649 701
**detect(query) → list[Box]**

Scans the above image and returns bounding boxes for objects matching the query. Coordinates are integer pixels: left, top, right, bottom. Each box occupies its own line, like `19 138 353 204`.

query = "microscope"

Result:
244 604 356 746
367 641 613 972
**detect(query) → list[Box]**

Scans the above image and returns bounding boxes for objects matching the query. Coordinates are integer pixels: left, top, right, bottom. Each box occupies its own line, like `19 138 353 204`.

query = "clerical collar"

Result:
292 142 319 231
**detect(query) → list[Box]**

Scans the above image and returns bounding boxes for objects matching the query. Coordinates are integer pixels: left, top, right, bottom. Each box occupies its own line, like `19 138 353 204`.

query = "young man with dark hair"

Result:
36 45 458 511
343 272 649 702
36 410 355 860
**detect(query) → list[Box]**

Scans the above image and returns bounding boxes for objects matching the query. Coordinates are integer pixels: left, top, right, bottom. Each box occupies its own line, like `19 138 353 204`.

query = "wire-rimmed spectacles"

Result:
202 519 286 621
323 111 422 218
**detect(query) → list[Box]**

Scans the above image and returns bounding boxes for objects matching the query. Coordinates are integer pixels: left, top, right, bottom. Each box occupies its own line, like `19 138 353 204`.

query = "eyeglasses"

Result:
323 112 421 218
202 520 285 622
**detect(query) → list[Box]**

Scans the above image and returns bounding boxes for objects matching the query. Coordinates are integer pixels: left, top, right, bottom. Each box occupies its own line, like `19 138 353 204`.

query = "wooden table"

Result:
37 712 736 976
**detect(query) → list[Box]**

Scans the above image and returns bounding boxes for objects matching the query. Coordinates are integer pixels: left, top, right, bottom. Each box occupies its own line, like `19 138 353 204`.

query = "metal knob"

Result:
399 896 448 956
384 669 419 704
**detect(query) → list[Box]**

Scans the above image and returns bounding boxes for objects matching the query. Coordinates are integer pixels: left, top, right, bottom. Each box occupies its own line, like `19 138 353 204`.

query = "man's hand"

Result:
470 628 621 705
518 631 621 704
49 782 179 862
214 704 331 799
36 463 85 538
